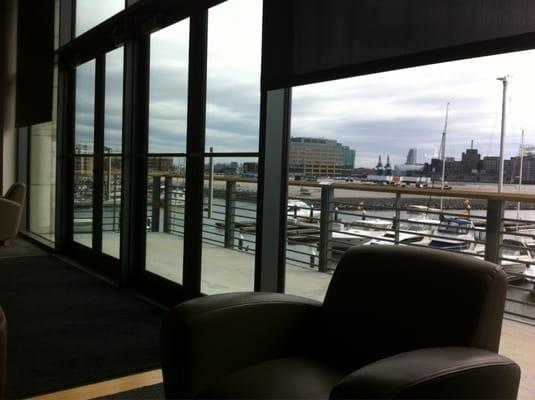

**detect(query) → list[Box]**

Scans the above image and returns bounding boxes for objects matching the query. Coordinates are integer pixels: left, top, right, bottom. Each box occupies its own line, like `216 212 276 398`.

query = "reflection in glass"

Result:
75 60 95 154
145 157 186 284
76 0 124 37
201 157 258 294
102 156 122 258
149 20 189 154
206 0 262 152
73 156 94 247
105 47 123 153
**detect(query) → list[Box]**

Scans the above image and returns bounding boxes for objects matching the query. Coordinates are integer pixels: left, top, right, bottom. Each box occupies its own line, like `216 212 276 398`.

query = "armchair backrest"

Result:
321 246 507 371
4 183 26 205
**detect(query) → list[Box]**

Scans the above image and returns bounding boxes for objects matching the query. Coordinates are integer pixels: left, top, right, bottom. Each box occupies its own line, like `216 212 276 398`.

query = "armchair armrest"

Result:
330 347 520 399
0 198 23 241
161 292 321 399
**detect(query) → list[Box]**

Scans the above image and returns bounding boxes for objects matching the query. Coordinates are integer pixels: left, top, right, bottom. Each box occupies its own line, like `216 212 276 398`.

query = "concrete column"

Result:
29 121 57 237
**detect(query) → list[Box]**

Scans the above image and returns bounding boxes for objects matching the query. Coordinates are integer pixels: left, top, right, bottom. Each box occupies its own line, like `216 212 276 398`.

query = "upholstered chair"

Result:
161 246 520 399
0 183 27 246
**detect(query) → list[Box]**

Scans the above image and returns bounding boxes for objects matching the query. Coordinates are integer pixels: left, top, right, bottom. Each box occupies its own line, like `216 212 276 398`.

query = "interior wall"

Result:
2 0 18 193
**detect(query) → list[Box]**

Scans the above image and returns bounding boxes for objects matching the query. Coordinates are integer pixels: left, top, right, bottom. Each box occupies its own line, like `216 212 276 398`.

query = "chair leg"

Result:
1 239 11 247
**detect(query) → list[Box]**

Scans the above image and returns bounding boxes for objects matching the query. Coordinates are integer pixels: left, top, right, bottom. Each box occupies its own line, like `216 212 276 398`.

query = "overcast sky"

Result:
75 0 535 169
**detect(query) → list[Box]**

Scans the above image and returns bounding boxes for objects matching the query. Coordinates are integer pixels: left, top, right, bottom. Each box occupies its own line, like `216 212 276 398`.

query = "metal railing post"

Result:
112 174 117 232
318 184 334 272
394 193 401 245
151 176 160 232
163 176 172 233
208 147 214 218
485 199 504 264
225 180 237 248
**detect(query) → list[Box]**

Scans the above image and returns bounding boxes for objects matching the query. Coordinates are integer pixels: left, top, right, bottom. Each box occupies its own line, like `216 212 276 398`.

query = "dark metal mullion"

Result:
182 8 208 299
55 66 75 251
254 88 292 293
93 56 105 252
121 35 150 286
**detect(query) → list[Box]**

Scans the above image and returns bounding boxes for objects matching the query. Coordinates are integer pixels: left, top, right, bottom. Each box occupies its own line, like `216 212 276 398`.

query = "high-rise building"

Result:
406 148 417 165
289 137 356 177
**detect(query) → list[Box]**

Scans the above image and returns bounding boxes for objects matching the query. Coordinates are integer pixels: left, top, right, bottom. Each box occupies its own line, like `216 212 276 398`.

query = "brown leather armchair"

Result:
161 246 521 399
0 183 27 246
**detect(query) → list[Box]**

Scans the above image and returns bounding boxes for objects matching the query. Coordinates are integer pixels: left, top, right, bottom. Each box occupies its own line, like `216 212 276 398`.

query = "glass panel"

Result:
102 155 122 258
75 60 95 154
101 47 124 259
206 0 262 152
145 156 186 284
75 0 124 37
148 20 189 154
73 156 94 247
104 47 123 154
285 48 535 301
201 157 258 294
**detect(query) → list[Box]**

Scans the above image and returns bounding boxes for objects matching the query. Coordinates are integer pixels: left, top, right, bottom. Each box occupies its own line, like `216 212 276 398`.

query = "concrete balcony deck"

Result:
71 231 535 399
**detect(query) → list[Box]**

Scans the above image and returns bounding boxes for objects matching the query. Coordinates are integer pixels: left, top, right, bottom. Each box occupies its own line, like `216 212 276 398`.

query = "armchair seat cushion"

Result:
197 357 346 399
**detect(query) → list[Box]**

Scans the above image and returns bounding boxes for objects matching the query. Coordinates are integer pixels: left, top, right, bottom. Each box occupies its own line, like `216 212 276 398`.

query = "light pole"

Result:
497 76 509 193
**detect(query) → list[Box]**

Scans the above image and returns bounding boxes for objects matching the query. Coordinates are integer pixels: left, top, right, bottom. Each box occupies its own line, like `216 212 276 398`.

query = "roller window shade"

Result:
15 0 55 127
262 0 535 90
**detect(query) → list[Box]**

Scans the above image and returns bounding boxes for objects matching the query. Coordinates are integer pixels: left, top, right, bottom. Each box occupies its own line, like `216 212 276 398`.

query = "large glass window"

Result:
148 21 189 154
285 49 535 301
205 0 262 153
201 156 258 294
75 0 124 37
102 47 124 258
200 0 262 294
145 20 189 283
73 59 96 247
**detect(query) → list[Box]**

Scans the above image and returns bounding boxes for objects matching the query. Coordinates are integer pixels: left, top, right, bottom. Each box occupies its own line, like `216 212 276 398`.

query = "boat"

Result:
331 219 392 251
428 217 477 252
474 236 534 281
287 199 320 220
364 217 440 246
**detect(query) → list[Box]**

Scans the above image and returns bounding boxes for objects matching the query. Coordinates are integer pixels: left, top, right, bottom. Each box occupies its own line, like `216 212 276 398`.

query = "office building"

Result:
288 137 356 177
406 148 417 164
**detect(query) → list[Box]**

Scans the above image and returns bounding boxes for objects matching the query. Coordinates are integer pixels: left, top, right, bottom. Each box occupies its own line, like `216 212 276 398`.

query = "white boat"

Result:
331 219 392 251
428 217 477 252
364 218 440 246
287 199 320 220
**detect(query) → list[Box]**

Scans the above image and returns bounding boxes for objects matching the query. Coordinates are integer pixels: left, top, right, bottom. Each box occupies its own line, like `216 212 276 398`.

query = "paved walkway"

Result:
74 232 333 300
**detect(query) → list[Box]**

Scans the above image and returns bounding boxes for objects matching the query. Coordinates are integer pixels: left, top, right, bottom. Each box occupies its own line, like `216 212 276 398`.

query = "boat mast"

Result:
439 102 450 210
497 76 509 193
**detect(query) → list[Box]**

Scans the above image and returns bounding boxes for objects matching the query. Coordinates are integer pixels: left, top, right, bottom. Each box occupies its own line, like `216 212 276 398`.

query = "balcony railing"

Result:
73 175 535 323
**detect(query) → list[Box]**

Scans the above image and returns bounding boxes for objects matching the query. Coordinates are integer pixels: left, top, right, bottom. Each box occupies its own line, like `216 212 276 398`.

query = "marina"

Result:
73 177 535 322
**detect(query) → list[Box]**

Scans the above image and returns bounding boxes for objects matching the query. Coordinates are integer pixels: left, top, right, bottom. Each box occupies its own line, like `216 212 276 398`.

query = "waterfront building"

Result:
406 148 417 164
461 148 481 175
288 137 356 177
